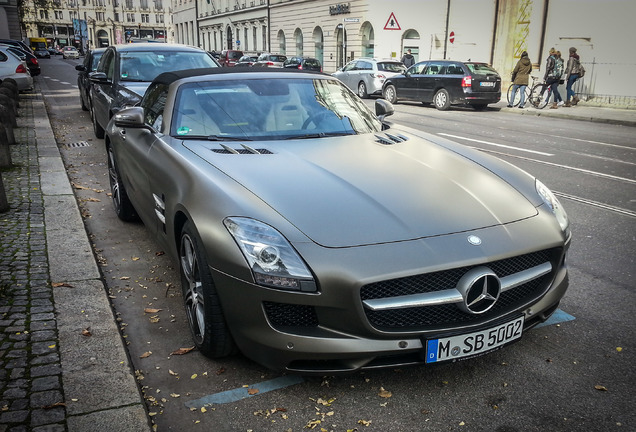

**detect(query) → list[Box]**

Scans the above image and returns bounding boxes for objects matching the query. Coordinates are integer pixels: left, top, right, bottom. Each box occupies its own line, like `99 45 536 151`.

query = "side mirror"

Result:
75 65 86 72
88 71 109 84
113 107 145 128
375 99 394 119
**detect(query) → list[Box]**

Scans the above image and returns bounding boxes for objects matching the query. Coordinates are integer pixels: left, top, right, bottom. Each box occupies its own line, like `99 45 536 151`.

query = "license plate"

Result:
425 316 524 364
480 81 496 87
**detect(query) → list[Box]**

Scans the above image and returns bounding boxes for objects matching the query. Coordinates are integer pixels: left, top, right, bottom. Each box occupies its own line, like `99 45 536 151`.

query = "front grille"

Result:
361 248 561 331
263 302 319 329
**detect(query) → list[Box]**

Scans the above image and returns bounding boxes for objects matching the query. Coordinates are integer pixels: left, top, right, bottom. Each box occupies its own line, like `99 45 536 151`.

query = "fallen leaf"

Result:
132 257 140 261
140 351 152 359
170 393 180 398
616 347 622 352
81 328 92 337
248 388 259 395
156 251 165 256
594 385 608 391
168 369 178 376
42 402 66 409
216 367 226 375
120 276 130 280
52 282 74 288
378 387 392 398
191 374 198 379
171 347 195 356
358 419 371 426
144 308 162 314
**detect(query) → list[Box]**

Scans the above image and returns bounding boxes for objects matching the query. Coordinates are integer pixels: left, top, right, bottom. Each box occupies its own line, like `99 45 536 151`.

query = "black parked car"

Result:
75 48 106 111
283 56 322 72
89 43 219 139
382 60 501 111
235 55 258 67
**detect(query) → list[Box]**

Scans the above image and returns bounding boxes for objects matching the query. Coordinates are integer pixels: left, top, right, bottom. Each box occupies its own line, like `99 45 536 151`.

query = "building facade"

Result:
16 0 173 52
8 0 635 104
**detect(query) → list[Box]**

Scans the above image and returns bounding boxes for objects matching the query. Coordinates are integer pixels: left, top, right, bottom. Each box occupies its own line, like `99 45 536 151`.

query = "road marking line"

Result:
438 133 555 156
555 192 636 218
184 375 305 408
535 308 575 328
475 147 636 185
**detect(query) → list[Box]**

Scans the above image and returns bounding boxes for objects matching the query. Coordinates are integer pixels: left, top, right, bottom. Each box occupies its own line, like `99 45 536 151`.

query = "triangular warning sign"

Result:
384 12 401 30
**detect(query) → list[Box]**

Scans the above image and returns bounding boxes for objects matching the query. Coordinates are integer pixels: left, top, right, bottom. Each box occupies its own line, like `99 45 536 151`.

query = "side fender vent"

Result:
374 133 409 145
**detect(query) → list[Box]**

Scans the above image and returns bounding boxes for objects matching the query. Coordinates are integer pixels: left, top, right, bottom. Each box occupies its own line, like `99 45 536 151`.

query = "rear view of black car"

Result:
382 60 501 110
283 56 322 72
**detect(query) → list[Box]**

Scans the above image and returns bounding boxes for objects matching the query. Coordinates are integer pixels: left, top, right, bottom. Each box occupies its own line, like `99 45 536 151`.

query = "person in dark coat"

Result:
401 49 415 68
508 51 532 108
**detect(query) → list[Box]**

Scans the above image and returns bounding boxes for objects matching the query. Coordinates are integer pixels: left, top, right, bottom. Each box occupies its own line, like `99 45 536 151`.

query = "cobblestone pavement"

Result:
1 92 66 431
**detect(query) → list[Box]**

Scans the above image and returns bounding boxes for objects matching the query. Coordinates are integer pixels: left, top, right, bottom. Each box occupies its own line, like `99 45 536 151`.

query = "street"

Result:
37 56 635 431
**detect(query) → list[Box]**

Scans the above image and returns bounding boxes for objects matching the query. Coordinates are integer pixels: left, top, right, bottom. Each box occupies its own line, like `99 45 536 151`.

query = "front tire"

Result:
433 89 451 110
180 221 235 358
383 84 397 104
107 143 138 221
357 81 368 99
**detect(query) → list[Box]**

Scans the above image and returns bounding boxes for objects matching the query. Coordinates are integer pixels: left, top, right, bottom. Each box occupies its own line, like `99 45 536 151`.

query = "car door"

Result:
397 61 427 101
115 83 168 232
419 61 446 102
91 48 115 130
440 62 465 100
338 60 357 90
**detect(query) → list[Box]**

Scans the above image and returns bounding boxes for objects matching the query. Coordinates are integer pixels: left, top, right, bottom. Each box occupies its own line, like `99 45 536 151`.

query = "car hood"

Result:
183 133 538 248
119 81 151 99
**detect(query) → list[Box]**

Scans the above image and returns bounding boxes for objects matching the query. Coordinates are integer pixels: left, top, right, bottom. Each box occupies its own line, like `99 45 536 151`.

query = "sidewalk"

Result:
0 86 150 431
0 84 635 431
495 99 636 127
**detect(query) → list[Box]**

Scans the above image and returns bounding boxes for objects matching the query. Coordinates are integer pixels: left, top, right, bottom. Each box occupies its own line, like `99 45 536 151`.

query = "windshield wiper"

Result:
178 134 252 141
283 132 355 140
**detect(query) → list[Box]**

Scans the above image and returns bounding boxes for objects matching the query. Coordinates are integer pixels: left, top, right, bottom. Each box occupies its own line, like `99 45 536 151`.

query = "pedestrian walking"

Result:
565 47 583 107
508 51 532 108
401 49 415 68
543 48 563 109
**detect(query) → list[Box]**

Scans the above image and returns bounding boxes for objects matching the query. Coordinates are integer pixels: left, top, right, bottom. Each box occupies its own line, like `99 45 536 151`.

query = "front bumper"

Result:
213 215 571 373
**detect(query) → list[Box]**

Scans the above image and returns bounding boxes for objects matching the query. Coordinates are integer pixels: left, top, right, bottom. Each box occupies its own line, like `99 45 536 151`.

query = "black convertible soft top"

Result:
153 67 325 86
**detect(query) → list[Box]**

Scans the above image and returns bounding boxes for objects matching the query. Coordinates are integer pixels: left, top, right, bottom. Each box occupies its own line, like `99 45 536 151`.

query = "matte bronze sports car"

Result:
105 68 571 373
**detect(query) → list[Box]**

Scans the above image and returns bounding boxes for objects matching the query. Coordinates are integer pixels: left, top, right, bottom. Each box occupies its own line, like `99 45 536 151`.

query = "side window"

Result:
410 62 427 74
142 83 168 131
444 64 463 75
342 61 356 72
358 61 372 70
0 52 7 62
425 63 444 75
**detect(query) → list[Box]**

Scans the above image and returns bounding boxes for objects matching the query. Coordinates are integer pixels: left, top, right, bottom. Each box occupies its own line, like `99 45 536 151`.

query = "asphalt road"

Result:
36 56 635 432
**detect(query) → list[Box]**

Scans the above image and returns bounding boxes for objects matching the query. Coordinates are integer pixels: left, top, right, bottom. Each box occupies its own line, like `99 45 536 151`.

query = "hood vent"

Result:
212 143 273 154
374 133 409 145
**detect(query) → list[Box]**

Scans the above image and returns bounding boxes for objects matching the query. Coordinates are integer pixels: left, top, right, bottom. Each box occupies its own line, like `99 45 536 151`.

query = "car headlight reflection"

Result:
224 217 316 292
536 179 569 232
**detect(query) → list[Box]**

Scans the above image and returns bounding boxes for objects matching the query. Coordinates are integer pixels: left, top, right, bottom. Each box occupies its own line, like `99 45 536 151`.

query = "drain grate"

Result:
66 141 90 148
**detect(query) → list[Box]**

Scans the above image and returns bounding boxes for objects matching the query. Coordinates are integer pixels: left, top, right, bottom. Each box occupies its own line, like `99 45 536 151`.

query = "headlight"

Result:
536 180 569 232
224 217 316 292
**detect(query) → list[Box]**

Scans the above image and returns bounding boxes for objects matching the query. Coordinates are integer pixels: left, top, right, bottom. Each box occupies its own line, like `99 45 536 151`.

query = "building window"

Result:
54 10 63 19
141 14 149 23
126 0 133 9
114 12 119 21
262 25 267 52
96 12 105 21
155 0 163 9
141 0 148 9
126 13 135 22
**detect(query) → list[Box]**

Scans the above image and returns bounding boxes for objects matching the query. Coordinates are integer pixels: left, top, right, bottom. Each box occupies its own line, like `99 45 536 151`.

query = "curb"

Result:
34 90 152 431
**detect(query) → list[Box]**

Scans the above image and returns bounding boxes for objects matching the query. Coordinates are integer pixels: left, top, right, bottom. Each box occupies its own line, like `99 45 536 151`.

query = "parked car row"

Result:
0 45 33 91
333 57 502 110
0 39 41 77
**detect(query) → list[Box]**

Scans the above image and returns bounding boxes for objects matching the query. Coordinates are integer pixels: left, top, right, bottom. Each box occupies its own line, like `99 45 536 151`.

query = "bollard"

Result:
0 123 11 168
0 94 17 118
0 105 15 146
0 87 18 109
0 171 9 213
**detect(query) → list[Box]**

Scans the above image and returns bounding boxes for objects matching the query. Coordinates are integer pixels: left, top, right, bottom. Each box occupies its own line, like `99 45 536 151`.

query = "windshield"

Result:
378 62 406 73
171 77 382 140
120 51 218 82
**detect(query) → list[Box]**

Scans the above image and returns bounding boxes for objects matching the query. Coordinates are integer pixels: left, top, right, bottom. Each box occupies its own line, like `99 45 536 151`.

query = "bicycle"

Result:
529 79 553 109
506 76 538 107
